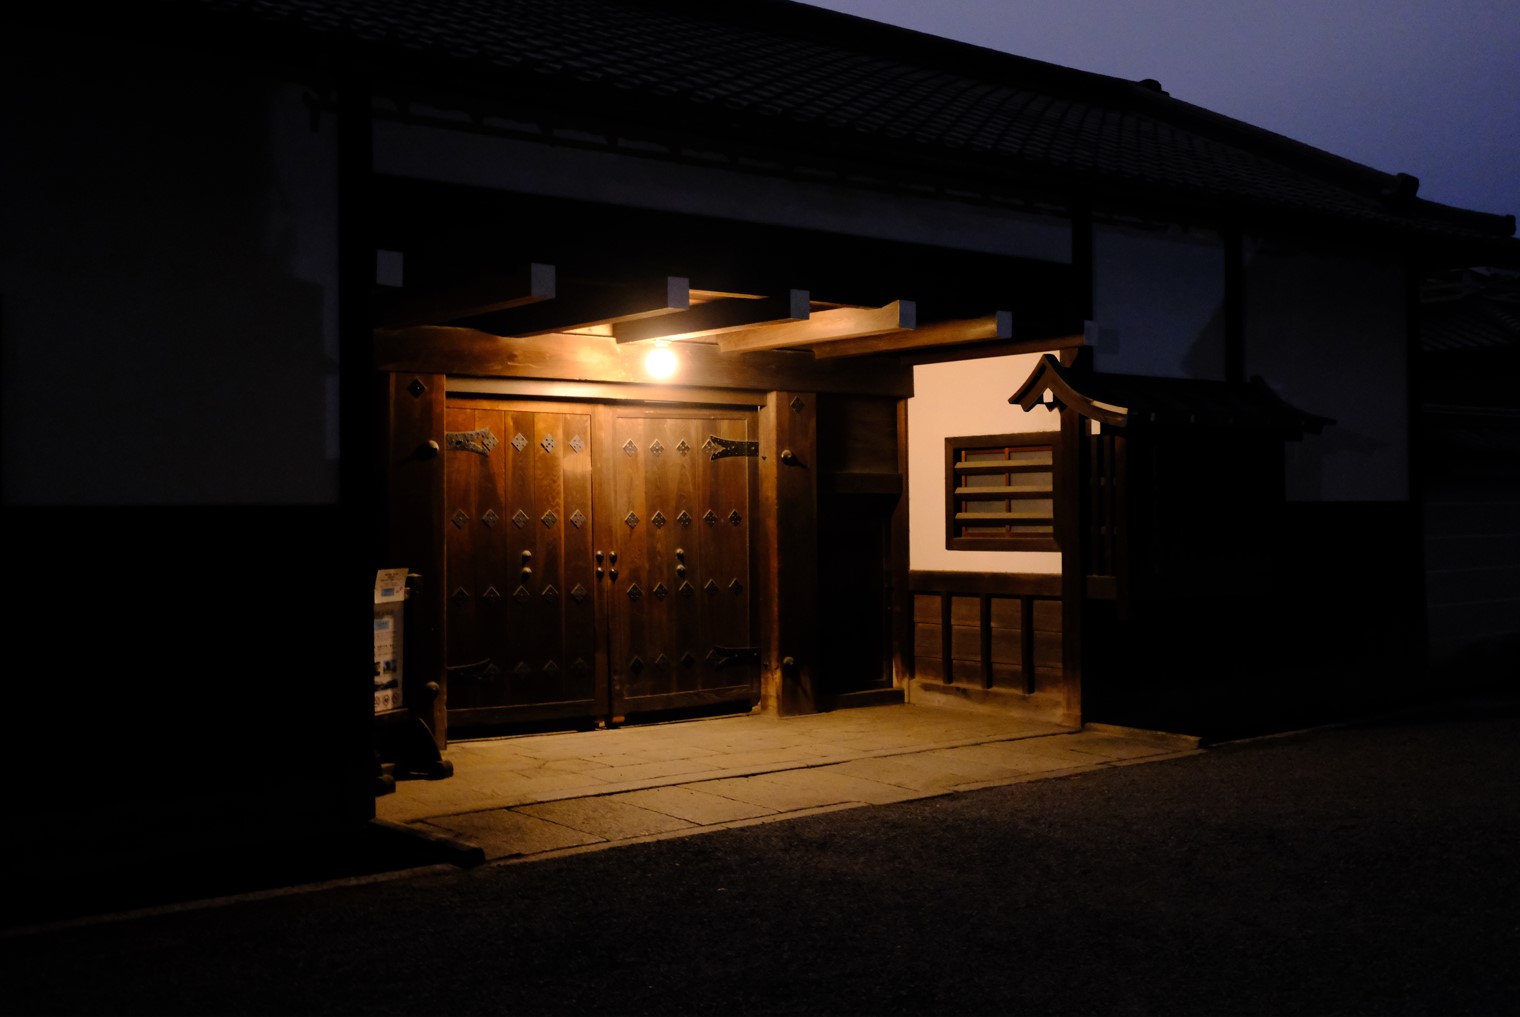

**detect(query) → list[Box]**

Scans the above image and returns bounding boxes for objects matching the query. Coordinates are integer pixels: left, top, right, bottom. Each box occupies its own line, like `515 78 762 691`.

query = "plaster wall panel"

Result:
1242 240 1408 501
908 355 1061 574
1091 222 1226 380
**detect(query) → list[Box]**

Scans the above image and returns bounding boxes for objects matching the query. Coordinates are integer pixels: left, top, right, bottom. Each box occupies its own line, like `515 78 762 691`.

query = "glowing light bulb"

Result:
644 340 678 380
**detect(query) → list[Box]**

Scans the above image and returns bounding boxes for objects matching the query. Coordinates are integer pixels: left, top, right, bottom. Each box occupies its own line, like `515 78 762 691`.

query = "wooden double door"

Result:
443 398 759 730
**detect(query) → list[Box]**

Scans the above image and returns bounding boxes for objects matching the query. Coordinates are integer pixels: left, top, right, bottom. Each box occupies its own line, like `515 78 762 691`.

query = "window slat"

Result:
954 511 1055 523
955 485 1052 499
954 460 1052 475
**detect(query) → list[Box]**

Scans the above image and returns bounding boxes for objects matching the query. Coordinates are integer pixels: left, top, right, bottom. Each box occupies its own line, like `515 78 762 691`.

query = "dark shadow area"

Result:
6 820 472 931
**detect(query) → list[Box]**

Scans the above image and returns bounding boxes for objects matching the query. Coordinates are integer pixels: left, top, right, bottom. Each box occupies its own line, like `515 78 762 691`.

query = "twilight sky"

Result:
795 0 1520 223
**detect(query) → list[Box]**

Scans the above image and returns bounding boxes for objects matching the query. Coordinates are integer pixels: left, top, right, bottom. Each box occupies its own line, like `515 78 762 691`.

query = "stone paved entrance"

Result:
377 704 1201 862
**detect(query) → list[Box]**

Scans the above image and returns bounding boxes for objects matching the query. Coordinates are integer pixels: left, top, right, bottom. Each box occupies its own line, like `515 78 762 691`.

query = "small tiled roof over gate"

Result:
61 0 1520 255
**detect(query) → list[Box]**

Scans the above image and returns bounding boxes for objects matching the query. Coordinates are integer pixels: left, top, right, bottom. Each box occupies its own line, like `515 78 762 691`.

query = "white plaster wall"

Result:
908 355 1062 573
1091 222 1226 380
374 120 1072 264
1242 240 1408 501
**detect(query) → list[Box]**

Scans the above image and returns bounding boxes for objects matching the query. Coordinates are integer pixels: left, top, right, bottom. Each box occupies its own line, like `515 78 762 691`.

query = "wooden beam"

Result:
810 311 1012 359
461 276 690 336
900 331 1086 366
372 326 914 397
374 263 555 329
715 301 915 354
612 290 810 343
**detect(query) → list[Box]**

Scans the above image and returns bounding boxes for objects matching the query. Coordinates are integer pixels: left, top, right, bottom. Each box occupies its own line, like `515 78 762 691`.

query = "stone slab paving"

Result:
682 774 857 812
420 809 604 859
613 786 779 825
378 705 1201 856
515 798 696 840
730 766 923 807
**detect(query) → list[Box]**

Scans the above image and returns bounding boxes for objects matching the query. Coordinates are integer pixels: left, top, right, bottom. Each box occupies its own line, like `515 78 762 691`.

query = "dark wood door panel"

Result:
445 402 598 727
604 406 759 718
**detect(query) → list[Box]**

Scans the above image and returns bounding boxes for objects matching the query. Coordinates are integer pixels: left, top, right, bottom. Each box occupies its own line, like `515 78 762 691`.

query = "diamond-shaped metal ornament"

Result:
570 509 586 529
704 579 719 594
542 585 559 603
447 427 499 456
681 652 696 668
512 432 529 452
513 661 531 676
653 582 669 600
702 437 717 455
543 659 559 675
676 439 691 456
513 585 531 603
482 586 501 601
624 511 639 529
541 509 557 528
729 578 743 594
676 510 693 527
623 439 637 456
452 509 469 529
651 510 667 529
626 584 642 601
703 510 719 526
705 649 722 666
571 658 589 676
569 434 584 453
540 433 556 454
481 508 499 528
408 378 427 399
451 586 470 600
790 396 805 413
678 581 695 598
570 584 588 603
512 509 529 528
654 654 671 669
629 656 644 674
650 439 665 457
728 510 742 526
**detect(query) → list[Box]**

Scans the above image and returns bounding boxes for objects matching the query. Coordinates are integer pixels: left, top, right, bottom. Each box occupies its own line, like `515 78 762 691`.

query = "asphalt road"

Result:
6 694 1518 1016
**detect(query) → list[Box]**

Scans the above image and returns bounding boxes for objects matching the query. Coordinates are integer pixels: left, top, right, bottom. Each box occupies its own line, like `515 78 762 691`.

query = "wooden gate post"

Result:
760 390 819 714
380 371 448 749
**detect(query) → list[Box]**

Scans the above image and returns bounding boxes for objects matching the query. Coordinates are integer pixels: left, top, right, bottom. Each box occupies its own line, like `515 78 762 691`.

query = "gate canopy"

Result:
372 187 1083 364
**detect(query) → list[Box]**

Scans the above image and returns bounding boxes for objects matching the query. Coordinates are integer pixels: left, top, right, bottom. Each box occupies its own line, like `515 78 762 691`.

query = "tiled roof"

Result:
73 0 1520 250
1423 293 1520 353
1010 354 1333 434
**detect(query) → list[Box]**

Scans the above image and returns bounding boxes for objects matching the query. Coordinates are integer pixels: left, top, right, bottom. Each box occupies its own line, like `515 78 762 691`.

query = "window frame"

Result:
944 431 1059 552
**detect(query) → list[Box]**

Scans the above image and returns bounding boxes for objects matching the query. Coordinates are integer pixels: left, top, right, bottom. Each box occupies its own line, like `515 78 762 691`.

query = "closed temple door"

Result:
444 401 597 728
443 399 758 730
602 406 759 721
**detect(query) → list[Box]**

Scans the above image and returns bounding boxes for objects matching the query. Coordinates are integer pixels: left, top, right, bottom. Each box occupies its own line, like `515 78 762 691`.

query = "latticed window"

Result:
945 432 1058 551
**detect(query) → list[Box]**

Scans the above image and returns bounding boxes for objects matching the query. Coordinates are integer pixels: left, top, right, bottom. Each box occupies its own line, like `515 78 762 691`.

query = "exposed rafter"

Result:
715 300 915 354
613 290 811 343
461 276 690 336
374 262 555 329
808 310 1012 359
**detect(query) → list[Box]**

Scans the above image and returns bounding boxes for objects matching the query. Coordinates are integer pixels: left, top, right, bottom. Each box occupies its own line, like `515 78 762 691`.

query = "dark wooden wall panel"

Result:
908 572 1070 719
